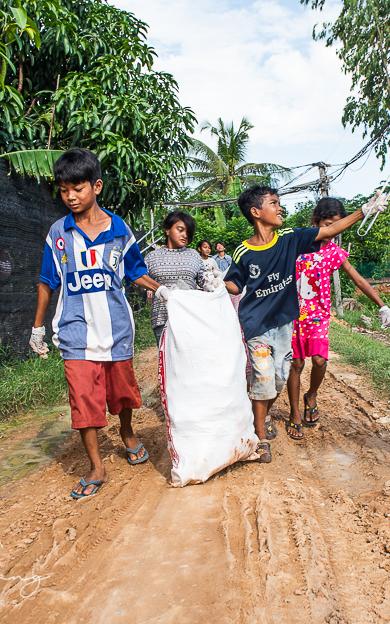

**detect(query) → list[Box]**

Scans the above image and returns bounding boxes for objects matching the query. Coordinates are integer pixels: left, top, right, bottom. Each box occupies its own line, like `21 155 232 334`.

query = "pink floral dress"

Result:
292 241 348 360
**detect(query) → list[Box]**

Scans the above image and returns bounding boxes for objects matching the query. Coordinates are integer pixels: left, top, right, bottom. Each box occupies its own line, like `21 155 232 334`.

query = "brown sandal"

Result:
303 393 320 427
285 418 304 440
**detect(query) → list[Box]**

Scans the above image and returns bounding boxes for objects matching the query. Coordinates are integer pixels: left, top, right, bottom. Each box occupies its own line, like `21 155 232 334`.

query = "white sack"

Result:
159 285 259 487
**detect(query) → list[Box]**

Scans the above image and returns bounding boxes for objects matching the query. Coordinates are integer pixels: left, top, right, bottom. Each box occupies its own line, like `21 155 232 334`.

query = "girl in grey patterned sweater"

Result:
145 211 205 345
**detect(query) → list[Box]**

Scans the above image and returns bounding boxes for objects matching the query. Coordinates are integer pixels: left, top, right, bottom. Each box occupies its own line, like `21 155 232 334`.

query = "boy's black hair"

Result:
238 185 279 224
163 211 196 244
54 148 102 185
215 241 225 248
312 197 346 225
197 239 212 251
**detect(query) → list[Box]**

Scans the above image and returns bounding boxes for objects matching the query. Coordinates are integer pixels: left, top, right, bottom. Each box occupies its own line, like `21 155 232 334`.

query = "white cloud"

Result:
112 0 386 199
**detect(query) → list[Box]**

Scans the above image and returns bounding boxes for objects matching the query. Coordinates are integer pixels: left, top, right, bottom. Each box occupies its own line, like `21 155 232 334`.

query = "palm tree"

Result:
186 117 291 196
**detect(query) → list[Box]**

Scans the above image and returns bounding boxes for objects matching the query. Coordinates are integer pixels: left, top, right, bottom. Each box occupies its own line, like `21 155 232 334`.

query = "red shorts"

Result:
64 360 142 430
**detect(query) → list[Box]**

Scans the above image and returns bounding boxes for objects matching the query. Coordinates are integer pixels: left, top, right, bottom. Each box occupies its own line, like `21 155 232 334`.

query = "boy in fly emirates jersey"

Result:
224 185 387 464
29 148 168 498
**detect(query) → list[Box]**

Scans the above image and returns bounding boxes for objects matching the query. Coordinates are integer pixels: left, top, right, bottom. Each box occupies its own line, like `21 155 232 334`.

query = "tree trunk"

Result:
17 62 23 92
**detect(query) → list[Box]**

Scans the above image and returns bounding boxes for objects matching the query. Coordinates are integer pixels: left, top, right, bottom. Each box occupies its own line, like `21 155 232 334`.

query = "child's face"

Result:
251 194 283 227
58 180 103 214
166 220 188 248
216 243 225 253
200 242 211 257
318 214 341 242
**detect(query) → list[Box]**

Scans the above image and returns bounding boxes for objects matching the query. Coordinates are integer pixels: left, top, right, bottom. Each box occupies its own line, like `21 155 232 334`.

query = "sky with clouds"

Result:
113 0 388 209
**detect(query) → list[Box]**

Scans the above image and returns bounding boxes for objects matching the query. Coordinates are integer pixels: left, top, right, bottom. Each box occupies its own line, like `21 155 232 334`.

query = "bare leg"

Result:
73 427 107 495
286 359 305 439
304 356 327 421
119 408 147 462
287 359 305 423
308 356 327 396
252 399 269 440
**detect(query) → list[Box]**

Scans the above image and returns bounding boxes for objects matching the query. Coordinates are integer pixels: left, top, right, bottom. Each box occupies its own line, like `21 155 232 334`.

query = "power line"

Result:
161 127 389 208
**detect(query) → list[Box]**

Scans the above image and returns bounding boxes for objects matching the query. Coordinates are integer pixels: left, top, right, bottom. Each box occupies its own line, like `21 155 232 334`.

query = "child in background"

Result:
286 197 390 439
29 148 166 498
213 241 232 272
224 185 387 463
197 239 220 273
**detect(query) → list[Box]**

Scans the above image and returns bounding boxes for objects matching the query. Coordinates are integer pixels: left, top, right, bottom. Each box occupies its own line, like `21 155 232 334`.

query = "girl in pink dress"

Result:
286 197 390 440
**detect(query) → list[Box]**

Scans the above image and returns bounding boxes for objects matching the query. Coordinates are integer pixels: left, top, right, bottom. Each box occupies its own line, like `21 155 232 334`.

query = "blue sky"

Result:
114 0 388 210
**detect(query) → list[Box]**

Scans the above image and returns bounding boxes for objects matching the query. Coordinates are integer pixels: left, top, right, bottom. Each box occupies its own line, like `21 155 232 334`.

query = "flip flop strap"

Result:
126 443 144 454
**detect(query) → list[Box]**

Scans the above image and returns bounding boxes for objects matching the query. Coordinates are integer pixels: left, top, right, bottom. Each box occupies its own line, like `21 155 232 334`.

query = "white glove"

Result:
155 285 170 302
29 326 49 358
361 190 388 216
379 305 390 328
202 271 215 292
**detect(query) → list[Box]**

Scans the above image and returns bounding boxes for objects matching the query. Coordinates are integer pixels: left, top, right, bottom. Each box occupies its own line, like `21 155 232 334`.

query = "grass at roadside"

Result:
342 293 390 331
0 305 155 421
0 351 66 421
330 320 390 394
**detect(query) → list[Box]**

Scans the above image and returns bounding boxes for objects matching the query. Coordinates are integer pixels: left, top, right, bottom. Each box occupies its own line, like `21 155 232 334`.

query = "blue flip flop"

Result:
70 477 104 499
126 443 149 465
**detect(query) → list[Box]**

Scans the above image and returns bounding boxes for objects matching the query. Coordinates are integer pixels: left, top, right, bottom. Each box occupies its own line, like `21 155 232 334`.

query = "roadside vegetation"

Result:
0 301 155 421
329 321 390 394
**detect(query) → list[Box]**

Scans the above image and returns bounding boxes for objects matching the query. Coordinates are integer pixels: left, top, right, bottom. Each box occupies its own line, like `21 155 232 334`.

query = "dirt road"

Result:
0 348 389 624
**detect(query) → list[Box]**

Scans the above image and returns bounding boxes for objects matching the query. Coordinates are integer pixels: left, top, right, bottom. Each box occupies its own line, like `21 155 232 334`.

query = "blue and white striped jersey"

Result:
39 208 147 361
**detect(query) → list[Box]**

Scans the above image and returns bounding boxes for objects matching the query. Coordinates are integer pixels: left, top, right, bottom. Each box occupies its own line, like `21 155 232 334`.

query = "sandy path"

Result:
0 348 389 624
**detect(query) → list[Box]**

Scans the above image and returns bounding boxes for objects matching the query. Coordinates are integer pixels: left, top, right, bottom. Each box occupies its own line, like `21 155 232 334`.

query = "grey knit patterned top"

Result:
145 247 205 328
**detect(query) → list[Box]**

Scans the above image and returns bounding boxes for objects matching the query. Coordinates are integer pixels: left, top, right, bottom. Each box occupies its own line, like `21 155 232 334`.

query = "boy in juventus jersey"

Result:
224 184 385 464
29 149 167 498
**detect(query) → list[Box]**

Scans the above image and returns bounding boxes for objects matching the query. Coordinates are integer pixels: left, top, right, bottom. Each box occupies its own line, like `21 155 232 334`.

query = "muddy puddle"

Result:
0 405 71 486
316 446 368 494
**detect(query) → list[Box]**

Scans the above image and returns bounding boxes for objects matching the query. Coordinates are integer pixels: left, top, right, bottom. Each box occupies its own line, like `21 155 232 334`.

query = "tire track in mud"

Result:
0 348 389 623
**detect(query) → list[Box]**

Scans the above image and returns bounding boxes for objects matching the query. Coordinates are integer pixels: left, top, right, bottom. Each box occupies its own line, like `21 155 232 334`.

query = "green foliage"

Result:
0 148 63 178
343 293 390 331
300 0 389 166
192 213 252 253
186 117 291 196
0 350 66 419
284 192 390 279
0 0 196 220
329 321 390 394
0 302 154 420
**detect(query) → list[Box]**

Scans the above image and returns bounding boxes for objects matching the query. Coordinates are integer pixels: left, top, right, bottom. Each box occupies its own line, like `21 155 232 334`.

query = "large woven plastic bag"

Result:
158 285 259 487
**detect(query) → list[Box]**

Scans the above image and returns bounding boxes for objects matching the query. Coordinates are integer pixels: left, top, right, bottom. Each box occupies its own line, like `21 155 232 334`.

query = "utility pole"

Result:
315 161 344 318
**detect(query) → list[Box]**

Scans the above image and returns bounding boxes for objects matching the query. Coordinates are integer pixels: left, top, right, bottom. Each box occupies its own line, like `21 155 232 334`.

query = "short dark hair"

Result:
197 239 212 251
215 241 225 248
312 197 346 225
54 148 102 185
163 211 196 244
238 185 279 224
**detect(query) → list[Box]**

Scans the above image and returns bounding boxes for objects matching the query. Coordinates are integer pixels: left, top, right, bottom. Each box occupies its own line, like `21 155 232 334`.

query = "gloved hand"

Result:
155 285 170 302
29 326 49 358
203 268 224 292
379 305 390 328
361 190 388 216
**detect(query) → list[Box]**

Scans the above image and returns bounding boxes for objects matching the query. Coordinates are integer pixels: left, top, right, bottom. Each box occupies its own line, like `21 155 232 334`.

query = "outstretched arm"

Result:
316 190 388 241
341 261 384 307
315 209 363 241
133 274 161 292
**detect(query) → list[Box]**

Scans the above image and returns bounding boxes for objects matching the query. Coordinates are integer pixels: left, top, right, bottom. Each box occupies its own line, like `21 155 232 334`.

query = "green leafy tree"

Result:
0 0 196 220
284 192 390 296
184 117 291 228
300 0 389 166
187 117 291 196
